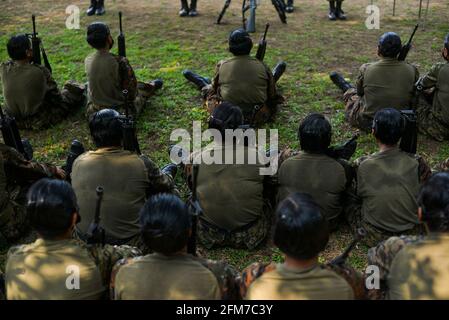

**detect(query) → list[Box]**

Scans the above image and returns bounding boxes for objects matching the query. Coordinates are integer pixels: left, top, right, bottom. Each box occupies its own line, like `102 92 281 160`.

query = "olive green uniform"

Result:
5 238 140 300
111 253 240 300
242 262 355 300
204 55 281 125
192 143 274 250
346 147 431 247
71 147 174 248
368 233 449 300
85 51 157 118
0 144 64 248
343 58 419 131
0 61 85 130
416 62 449 141
278 151 350 229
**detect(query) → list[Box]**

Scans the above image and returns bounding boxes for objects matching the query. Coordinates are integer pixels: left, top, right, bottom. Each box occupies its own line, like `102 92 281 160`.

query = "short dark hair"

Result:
372 108 404 146
418 173 449 232
209 102 244 135
444 33 449 50
27 179 79 239
7 34 31 60
229 29 253 56
273 193 329 260
89 109 123 148
378 32 402 58
140 193 191 254
86 22 111 49
298 113 332 153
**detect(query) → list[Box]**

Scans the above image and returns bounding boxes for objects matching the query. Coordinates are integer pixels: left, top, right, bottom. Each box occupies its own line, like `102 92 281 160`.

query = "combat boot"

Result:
189 0 198 17
328 1 337 21
95 0 105 16
63 139 85 176
272 61 287 83
329 71 353 93
161 163 178 180
87 0 97 16
182 70 210 90
179 0 189 17
137 79 164 97
286 0 294 13
336 1 347 20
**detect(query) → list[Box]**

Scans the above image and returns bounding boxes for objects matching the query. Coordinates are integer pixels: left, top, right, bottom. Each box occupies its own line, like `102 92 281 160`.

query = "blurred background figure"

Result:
87 0 106 16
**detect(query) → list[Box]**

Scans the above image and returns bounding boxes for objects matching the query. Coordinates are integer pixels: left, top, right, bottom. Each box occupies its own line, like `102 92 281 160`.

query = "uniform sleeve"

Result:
196 257 241 300
109 257 136 300
115 55 138 101
240 262 276 299
417 63 443 89
139 155 175 195
356 63 370 96
212 60 224 95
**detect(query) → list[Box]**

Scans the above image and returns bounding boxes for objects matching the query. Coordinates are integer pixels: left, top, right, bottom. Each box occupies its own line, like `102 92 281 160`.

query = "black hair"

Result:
372 108 404 146
298 113 332 153
208 102 244 136
418 173 449 232
140 193 191 254
273 193 329 260
7 34 31 61
378 32 402 58
89 109 123 148
444 33 449 51
86 22 111 49
229 29 253 56
27 178 79 239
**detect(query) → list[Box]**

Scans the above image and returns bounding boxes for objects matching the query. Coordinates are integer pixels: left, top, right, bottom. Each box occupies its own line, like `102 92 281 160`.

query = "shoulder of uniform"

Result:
6 244 29 258
360 62 373 72
354 154 373 167
240 262 277 297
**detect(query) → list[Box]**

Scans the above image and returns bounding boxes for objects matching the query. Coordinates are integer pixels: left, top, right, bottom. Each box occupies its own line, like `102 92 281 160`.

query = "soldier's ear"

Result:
71 212 80 227
417 207 423 222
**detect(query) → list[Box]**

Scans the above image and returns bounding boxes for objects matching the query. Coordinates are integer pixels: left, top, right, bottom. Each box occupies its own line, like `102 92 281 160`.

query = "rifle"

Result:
86 186 106 246
256 23 270 61
121 90 141 155
118 11 126 57
187 164 203 256
0 105 30 160
398 24 419 61
326 134 359 161
217 0 232 24
330 228 366 266
28 15 52 73
400 110 418 154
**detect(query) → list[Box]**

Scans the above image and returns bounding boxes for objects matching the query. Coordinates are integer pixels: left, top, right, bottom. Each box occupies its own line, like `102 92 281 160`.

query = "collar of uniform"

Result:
150 252 192 261
380 57 399 63
33 237 75 248
277 262 319 275
374 146 401 157
93 147 123 154
298 151 330 159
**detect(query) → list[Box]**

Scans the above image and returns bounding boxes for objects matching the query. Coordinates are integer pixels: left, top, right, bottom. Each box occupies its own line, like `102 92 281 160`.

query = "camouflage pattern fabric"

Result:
416 91 449 142
110 254 241 300
438 158 449 172
343 87 371 131
197 201 272 250
367 235 423 300
239 262 277 298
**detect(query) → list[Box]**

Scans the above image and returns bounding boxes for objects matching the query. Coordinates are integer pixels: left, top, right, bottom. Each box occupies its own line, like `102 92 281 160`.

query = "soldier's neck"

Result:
14 59 30 65
378 143 397 153
284 255 318 270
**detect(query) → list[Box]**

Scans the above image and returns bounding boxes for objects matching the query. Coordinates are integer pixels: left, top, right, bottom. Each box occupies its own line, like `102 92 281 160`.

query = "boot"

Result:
286 0 294 13
272 62 287 83
63 139 85 176
161 163 178 179
179 0 189 17
95 0 105 16
189 0 198 17
336 1 346 20
151 79 164 90
330 71 353 93
182 70 210 90
328 1 337 21
21 138 34 160
87 0 97 16
168 145 189 167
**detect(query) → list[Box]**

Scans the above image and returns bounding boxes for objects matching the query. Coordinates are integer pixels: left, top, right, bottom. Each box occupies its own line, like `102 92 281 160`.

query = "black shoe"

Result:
336 1 346 20
161 163 178 179
330 71 353 93
168 144 189 164
189 0 198 16
286 0 294 13
21 138 33 160
95 0 105 15
328 1 337 20
87 0 96 16
182 70 209 90
63 139 85 176
152 79 164 90
272 62 287 83
180 0 189 17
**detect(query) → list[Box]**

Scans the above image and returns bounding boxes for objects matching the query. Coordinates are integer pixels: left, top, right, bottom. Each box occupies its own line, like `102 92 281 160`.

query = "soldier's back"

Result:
388 233 449 300
1 61 46 118
433 63 449 117
5 239 105 300
245 264 354 300
113 253 222 300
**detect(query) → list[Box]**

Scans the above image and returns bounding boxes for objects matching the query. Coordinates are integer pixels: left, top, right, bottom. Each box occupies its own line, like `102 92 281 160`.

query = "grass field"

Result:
1 0 448 273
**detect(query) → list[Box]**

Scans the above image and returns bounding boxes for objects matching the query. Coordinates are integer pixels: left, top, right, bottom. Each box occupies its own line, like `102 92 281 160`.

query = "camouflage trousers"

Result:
201 85 277 127
0 199 29 250
343 88 372 132
86 81 158 118
416 92 449 142
198 203 272 250
17 81 86 130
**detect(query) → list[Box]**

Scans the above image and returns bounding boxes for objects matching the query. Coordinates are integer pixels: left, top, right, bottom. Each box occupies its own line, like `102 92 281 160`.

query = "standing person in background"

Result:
179 0 198 17
87 0 106 16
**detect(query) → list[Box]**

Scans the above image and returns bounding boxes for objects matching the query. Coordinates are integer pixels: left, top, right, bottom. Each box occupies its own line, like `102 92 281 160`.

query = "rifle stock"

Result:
400 110 418 154
86 186 106 246
118 11 126 57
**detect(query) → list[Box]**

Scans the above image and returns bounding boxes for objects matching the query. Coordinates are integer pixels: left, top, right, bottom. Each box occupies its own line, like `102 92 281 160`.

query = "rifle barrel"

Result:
32 15 37 35
119 11 123 33
263 23 270 41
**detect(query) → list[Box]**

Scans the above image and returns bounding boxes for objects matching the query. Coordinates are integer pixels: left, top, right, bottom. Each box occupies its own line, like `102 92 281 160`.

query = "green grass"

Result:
1 0 449 273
